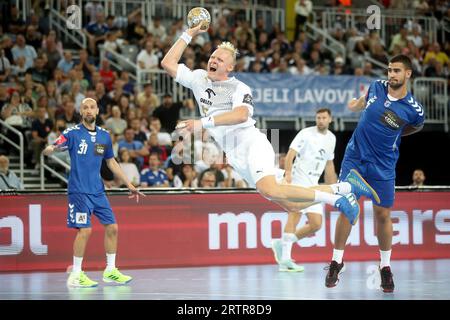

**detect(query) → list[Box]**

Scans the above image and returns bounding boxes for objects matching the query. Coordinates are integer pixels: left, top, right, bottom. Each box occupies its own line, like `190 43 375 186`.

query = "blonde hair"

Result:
217 42 239 64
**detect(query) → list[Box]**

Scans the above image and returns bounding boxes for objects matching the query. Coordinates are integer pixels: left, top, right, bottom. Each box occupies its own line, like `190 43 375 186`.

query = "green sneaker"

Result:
67 271 98 288
279 259 305 272
103 268 133 284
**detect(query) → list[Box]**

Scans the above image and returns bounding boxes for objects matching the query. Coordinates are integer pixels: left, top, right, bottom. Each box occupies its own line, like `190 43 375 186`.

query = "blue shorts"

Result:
339 157 395 208
67 193 116 228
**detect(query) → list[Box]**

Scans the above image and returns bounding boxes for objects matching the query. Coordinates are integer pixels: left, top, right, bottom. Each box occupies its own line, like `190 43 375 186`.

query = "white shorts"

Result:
275 168 324 216
226 129 276 188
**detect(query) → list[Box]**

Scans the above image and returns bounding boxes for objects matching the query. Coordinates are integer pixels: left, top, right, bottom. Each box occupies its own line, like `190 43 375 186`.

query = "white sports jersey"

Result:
175 64 257 153
289 126 336 185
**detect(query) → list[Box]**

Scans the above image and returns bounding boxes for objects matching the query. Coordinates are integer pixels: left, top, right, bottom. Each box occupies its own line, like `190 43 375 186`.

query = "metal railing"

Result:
49 8 87 49
321 10 438 47
40 152 70 190
363 55 387 77
99 45 137 81
412 77 448 132
0 120 24 184
136 69 194 103
75 0 284 32
305 22 346 60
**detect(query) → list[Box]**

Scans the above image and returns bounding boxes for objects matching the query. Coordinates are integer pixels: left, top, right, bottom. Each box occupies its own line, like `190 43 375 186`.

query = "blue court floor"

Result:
1 259 449 300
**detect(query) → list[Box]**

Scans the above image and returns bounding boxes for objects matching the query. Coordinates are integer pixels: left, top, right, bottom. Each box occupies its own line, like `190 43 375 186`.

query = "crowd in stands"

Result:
0 0 449 189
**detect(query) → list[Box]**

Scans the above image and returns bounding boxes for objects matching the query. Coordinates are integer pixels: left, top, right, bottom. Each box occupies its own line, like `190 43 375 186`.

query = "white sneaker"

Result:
279 259 305 272
271 239 283 263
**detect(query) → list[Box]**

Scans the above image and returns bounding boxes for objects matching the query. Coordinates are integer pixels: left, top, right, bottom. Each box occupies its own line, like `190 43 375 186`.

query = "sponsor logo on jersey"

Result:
75 212 87 224
94 143 106 156
205 88 216 99
200 98 212 106
384 100 391 108
380 110 405 130
242 94 254 106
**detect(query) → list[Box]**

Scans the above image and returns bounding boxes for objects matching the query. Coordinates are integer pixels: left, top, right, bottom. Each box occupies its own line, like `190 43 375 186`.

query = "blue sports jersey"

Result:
140 168 168 187
55 124 114 194
344 80 424 180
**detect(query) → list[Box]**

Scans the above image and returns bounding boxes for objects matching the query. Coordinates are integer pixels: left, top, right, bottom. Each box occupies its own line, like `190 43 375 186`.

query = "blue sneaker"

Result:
346 169 381 204
335 193 360 225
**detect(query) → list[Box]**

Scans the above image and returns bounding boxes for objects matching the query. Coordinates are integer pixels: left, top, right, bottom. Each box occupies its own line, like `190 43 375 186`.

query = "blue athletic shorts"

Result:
339 157 395 208
67 193 116 228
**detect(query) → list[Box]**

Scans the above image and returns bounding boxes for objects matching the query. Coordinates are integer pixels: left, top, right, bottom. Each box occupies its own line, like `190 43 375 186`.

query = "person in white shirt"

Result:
272 108 337 272
160 23 373 234
136 41 159 70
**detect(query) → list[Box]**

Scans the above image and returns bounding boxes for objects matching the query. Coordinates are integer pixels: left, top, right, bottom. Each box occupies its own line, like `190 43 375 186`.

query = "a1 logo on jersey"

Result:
75 212 87 224
77 139 88 154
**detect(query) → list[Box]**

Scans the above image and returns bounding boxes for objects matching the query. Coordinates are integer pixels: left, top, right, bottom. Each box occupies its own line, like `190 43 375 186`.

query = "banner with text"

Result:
0 192 449 272
234 73 374 117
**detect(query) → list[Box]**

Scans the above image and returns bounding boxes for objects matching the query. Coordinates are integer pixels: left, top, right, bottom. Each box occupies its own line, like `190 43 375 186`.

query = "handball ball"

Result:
187 7 211 30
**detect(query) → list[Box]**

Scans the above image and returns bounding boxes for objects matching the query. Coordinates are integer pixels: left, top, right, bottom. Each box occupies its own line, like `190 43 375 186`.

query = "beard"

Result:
388 79 404 90
83 115 96 124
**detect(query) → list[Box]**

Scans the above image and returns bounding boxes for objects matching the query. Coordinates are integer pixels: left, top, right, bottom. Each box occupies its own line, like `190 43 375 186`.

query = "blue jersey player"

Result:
43 98 145 288
324 55 425 293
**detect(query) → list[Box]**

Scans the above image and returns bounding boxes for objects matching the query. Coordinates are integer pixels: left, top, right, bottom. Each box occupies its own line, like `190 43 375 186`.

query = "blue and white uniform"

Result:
340 80 425 207
55 124 116 228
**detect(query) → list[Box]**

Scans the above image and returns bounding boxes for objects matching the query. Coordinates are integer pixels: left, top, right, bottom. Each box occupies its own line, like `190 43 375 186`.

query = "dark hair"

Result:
316 108 331 115
389 54 412 70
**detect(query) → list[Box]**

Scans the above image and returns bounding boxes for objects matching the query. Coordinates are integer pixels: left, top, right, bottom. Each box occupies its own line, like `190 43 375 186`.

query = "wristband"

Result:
180 32 192 44
201 116 215 128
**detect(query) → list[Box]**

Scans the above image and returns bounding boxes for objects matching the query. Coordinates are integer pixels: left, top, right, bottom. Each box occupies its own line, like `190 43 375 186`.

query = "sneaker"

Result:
271 239 283 264
103 268 133 284
279 259 305 272
67 271 98 288
335 193 360 225
325 260 345 288
346 169 381 204
380 266 395 293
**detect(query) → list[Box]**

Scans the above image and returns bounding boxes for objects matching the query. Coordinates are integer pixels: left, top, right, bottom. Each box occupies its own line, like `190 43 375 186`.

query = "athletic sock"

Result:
330 182 352 195
332 249 344 264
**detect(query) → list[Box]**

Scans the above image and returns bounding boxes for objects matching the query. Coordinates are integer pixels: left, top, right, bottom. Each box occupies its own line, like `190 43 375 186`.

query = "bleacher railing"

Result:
412 77 448 132
0 120 24 185
40 152 70 190
321 10 438 46
49 8 87 49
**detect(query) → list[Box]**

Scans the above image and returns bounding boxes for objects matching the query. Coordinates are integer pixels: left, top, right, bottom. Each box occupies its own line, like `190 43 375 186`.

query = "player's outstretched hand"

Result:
128 185 146 203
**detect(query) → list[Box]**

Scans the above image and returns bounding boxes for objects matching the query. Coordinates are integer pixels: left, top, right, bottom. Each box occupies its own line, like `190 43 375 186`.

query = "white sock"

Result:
106 253 116 271
330 182 352 195
314 191 341 206
72 256 83 274
281 233 298 261
332 249 344 264
380 250 391 268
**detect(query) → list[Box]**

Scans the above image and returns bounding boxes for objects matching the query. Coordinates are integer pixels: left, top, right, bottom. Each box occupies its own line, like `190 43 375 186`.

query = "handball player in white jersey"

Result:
161 23 379 227
272 108 337 272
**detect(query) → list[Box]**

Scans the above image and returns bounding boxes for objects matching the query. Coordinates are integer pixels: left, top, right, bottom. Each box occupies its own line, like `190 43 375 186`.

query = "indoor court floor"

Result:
1 259 449 300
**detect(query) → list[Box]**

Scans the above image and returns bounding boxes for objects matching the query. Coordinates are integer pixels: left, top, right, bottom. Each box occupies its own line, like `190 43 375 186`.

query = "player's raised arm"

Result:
347 95 366 112
161 23 206 78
